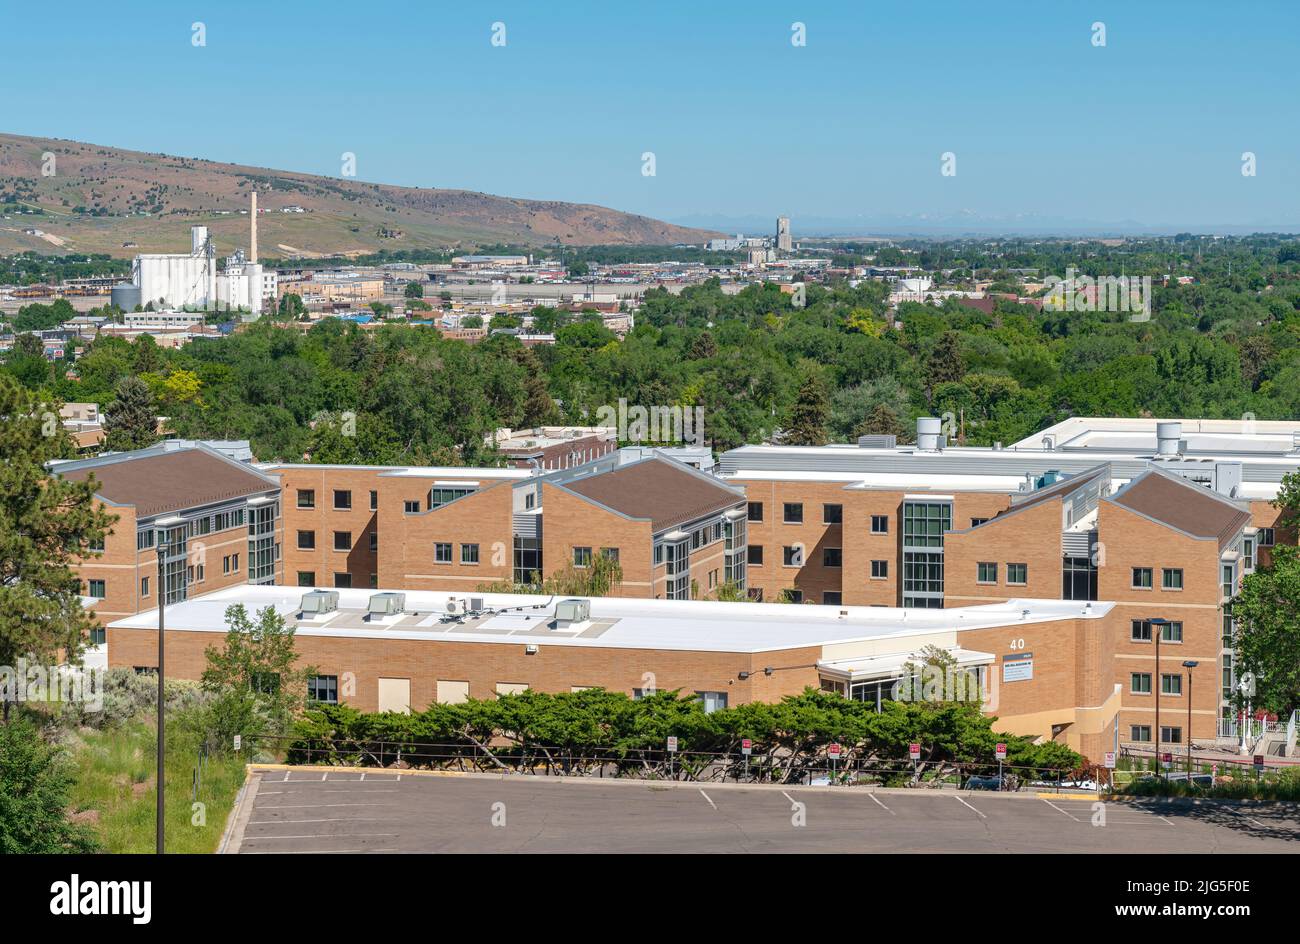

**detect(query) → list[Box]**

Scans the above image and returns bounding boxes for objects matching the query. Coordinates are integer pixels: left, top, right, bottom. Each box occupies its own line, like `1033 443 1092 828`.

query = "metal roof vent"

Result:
1156 421 1183 456
367 592 406 618
299 590 339 616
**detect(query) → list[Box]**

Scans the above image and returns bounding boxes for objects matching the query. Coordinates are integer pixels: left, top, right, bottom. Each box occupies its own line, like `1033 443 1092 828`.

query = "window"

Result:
822 547 842 568
369 573 378 588
785 589 803 604
783 503 803 524
1243 537 1255 570
871 559 888 579
87 579 106 599
297 571 316 587
88 537 105 553
871 515 889 534
333 489 351 510
1163 621 1183 643
970 517 989 527
429 486 474 508
823 503 842 524
231 552 239 572
823 592 842 606
141 576 150 597
1160 726 1182 745
747 501 764 522
369 532 378 552
1131 619 1152 642
977 562 997 584
333 531 351 552
137 530 154 551
1130 672 1152 694
697 691 729 713
1222 564 1235 599
1161 674 1182 696
297 489 315 509
1063 555 1098 601
573 546 592 568
461 543 480 565
308 675 339 704
1258 528 1275 547
783 545 803 567
434 543 452 564
404 500 421 513
334 572 352 588
1130 725 1152 743
297 530 315 550
1131 567 1153 589
89 626 106 646
600 547 620 563
747 545 764 566
1162 568 1183 590
369 490 378 511
222 555 231 575
1007 563 1027 585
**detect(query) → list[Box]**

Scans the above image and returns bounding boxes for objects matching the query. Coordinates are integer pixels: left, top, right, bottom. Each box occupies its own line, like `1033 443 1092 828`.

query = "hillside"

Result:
0 133 715 259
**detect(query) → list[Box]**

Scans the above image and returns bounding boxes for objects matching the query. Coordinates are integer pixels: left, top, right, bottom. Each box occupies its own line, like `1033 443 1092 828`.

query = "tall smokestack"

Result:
250 190 258 264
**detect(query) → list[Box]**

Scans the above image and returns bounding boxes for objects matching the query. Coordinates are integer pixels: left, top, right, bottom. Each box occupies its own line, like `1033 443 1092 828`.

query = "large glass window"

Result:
1062 555 1097 601
247 503 278 585
902 500 950 607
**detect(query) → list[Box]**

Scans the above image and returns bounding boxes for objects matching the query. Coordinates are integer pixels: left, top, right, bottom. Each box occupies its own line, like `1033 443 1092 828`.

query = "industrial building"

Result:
124 192 275 315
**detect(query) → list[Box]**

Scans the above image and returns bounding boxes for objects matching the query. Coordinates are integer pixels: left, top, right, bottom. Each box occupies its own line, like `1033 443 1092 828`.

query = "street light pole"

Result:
1149 618 1168 778
155 538 167 856
1183 660 1199 779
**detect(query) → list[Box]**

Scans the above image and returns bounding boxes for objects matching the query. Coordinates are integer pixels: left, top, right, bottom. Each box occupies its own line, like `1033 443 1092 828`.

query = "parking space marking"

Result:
954 795 986 818
249 817 397 825
698 789 717 810
1226 807 1269 829
868 792 894 815
241 833 400 842
1040 798 1081 822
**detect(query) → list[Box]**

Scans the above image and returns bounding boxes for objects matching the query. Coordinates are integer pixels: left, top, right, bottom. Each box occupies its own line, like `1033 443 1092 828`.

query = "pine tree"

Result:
103 376 157 452
853 403 907 441
0 375 115 722
785 367 830 446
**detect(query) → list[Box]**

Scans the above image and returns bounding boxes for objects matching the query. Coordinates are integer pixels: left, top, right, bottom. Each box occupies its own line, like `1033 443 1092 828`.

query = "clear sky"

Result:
5 0 1298 232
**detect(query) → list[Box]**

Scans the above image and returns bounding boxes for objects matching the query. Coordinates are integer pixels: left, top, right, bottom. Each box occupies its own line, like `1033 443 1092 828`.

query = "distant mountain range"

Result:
0 133 717 259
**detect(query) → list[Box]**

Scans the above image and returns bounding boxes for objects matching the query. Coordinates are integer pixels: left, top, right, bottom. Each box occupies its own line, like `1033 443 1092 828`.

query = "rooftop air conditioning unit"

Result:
367 592 406 618
445 596 466 616
554 598 591 624
299 590 339 616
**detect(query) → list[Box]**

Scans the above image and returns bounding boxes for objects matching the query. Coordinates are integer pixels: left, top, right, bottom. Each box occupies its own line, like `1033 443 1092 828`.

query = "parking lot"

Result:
223 767 1300 854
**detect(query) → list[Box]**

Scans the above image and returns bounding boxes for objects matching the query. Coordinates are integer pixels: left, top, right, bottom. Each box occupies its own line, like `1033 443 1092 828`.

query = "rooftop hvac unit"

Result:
299 590 339 615
555 598 591 624
367 592 406 617
470 597 485 613
856 434 897 449
445 596 466 616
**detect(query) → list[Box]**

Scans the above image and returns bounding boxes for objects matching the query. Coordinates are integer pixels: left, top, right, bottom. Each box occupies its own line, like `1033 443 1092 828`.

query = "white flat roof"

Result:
109 585 1112 654
256 463 531 480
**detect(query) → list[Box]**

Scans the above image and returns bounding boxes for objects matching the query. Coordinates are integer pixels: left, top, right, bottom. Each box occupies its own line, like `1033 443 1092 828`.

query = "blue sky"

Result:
5 0 1298 232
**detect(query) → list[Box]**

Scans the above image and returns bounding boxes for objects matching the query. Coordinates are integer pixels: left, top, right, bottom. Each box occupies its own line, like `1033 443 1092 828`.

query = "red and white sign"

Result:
741 738 752 756
909 743 921 761
995 743 1007 761
1103 752 1116 769
828 743 843 759
666 736 678 753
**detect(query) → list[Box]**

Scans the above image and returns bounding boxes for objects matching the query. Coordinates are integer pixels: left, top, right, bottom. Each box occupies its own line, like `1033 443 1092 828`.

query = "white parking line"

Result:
243 848 401 854
868 792 894 815
259 802 393 809
241 834 400 841
781 791 796 806
321 772 328 781
249 818 394 825
256 789 400 796
1040 798 1080 822
955 795 986 818
1226 808 1270 829
698 789 717 810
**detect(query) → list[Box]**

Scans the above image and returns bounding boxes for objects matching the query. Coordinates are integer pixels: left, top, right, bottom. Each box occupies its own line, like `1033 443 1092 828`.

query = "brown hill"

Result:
0 132 715 259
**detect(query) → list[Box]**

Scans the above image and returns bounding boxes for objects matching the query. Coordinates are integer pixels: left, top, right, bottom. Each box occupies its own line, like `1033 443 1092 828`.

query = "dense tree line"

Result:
4 237 1300 464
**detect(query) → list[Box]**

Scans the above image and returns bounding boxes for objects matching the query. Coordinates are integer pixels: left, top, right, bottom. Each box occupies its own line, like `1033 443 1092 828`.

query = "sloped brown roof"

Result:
60 449 278 518
1109 470 1251 549
559 458 744 533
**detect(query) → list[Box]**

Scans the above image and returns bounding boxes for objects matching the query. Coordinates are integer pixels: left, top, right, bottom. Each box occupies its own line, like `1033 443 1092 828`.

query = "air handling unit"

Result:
554 598 591 628
367 592 406 619
298 590 339 617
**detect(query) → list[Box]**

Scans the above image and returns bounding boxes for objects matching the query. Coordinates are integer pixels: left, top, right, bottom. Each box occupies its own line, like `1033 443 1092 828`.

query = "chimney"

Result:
250 191 258 264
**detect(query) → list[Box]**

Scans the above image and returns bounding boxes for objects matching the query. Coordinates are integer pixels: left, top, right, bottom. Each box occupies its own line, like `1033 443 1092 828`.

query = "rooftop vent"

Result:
367 592 406 618
1156 421 1182 456
856 434 897 449
299 590 339 616
916 417 943 452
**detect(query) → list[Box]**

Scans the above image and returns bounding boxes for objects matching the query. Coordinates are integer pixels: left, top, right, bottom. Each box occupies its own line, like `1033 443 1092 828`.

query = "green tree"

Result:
924 330 965 406
202 604 315 738
784 364 830 446
1230 545 1300 716
404 281 424 299
103 376 157 452
0 717 99 852
0 375 115 721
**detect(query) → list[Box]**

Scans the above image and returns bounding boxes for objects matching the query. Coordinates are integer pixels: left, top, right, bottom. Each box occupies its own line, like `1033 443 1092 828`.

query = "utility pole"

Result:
1150 618 1168 778
1183 660 1199 779
155 535 168 855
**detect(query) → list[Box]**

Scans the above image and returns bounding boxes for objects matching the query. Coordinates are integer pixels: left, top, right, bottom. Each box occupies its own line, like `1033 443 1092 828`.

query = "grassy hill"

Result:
0 132 716 259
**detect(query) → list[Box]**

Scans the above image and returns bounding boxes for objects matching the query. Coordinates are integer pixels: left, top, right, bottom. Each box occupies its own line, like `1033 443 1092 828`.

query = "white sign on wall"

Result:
1002 652 1034 682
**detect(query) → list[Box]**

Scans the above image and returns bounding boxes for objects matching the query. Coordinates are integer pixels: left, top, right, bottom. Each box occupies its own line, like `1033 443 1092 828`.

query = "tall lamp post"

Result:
1149 618 1169 778
1182 660 1199 778
155 533 168 856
